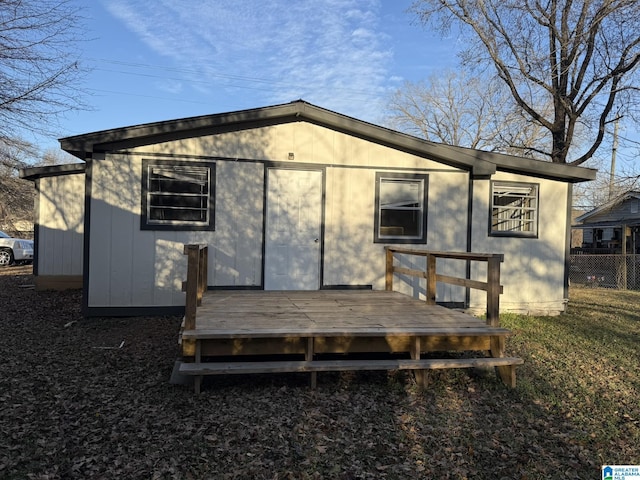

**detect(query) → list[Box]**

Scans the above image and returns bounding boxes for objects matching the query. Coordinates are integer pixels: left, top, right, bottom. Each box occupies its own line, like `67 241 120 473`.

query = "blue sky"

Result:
39 0 460 154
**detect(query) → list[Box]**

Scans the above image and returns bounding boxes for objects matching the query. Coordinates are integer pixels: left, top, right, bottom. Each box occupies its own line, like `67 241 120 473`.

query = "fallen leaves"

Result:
1 267 639 478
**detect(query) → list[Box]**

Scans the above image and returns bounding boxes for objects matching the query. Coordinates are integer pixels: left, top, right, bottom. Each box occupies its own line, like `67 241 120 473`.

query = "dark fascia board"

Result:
59 99 596 183
454 146 596 183
20 162 86 181
575 190 640 222
295 102 493 177
59 102 305 159
572 220 640 228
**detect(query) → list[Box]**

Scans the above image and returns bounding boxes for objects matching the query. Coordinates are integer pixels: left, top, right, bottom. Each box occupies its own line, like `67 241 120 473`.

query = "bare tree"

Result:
40 147 78 166
387 70 549 156
0 139 79 234
0 0 85 233
0 139 35 233
411 0 640 165
0 0 85 144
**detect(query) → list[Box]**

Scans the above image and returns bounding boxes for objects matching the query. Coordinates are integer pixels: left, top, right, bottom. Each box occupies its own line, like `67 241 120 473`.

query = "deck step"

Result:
179 357 524 376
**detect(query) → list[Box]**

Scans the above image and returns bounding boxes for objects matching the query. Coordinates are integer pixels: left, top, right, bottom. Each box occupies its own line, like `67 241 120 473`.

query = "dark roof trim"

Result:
20 162 86 181
59 100 596 183
573 220 640 229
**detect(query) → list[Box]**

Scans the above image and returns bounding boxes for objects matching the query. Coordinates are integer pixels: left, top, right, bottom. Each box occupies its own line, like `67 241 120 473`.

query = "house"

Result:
574 191 640 254
571 191 640 289
20 100 595 316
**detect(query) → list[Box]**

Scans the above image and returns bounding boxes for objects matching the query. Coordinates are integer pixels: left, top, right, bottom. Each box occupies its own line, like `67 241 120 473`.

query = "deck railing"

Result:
183 244 208 330
385 247 504 326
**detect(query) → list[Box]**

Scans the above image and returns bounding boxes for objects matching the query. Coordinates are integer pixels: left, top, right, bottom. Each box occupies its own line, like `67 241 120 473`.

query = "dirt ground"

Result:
0 265 603 479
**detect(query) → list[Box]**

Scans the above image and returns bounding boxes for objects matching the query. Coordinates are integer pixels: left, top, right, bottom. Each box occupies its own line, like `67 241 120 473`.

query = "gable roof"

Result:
58 100 595 183
575 190 640 224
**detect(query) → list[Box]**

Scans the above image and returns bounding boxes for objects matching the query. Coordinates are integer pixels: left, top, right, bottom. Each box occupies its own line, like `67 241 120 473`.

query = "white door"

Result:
264 168 323 290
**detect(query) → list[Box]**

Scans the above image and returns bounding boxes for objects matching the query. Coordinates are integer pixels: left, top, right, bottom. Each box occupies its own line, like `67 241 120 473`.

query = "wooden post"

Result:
490 335 516 387
410 336 426 388
184 244 200 331
194 339 203 394
425 254 436 305
197 246 208 306
385 247 394 291
621 224 627 290
486 254 510 386
306 337 317 389
486 256 502 327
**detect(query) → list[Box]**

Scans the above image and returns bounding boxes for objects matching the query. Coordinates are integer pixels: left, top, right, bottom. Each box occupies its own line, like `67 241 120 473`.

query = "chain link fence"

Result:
570 254 640 289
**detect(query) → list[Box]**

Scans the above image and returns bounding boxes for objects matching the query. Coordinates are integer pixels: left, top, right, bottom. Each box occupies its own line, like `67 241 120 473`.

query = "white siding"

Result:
470 173 570 315
87 155 263 308
37 173 84 276
210 161 263 287
84 120 572 314
139 122 459 171
322 167 469 302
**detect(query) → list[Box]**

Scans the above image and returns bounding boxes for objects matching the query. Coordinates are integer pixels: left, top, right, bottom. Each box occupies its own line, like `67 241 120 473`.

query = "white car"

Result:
0 230 34 266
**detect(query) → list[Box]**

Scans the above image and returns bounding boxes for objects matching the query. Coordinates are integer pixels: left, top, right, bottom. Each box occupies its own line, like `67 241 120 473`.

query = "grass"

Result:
501 286 640 466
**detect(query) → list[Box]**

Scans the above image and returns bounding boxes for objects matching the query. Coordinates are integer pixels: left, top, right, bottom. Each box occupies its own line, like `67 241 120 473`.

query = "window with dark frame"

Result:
141 160 215 231
490 182 538 237
374 172 428 243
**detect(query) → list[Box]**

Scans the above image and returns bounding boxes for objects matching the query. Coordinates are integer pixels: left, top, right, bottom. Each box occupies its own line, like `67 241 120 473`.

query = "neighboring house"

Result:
574 191 640 254
20 100 595 316
570 209 585 249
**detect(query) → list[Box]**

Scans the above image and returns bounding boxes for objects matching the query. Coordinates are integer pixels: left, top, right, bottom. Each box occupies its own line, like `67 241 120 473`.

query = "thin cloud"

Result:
102 0 392 121
155 79 183 95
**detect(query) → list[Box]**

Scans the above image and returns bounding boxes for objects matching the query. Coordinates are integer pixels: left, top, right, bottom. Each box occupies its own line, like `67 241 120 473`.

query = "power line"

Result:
90 57 386 99
88 88 214 105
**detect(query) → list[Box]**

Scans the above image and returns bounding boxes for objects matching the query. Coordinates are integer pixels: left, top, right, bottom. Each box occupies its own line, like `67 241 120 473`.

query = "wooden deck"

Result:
187 290 497 335
177 246 523 393
180 289 512 353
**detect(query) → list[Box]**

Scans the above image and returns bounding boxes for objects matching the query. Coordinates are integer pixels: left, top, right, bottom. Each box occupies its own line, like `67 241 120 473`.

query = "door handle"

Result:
314 238 319 243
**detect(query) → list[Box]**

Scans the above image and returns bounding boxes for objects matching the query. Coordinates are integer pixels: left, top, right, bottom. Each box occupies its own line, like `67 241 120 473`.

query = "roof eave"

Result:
295 102 497 177
59 102 304 159
471 149 597 183
19 162 86 181
59 100 596 183
576 190 640 222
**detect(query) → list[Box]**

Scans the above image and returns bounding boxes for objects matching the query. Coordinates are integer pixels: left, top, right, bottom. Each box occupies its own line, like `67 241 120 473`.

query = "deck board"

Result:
189 290 489 335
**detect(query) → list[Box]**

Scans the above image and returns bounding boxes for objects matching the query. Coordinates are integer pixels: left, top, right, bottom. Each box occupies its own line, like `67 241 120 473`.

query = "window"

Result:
490 182 538 237
374 172 428 243
141 160 215 230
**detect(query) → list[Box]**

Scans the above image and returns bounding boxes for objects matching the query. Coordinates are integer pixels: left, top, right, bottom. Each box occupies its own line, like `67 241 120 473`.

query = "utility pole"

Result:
609 116 620 200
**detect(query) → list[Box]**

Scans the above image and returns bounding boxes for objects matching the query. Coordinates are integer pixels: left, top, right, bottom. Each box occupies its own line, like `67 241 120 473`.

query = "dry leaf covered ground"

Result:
1 266 638 479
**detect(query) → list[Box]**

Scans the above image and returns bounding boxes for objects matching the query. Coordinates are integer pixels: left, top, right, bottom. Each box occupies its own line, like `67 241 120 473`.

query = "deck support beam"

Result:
194 339 203 394
306 337 317 389
410 336 426 388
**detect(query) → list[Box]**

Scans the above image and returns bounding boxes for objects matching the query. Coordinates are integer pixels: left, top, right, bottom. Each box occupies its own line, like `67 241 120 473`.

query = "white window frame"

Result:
490 181 539 237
